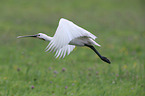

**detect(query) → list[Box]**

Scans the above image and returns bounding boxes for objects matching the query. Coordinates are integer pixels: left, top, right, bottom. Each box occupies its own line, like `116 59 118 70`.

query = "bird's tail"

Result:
90 39 101 47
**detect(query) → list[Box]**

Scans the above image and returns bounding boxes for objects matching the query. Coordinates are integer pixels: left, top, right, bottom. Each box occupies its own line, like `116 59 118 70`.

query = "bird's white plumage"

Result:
45 18 97 57
55 45 75 58
17 18 100 59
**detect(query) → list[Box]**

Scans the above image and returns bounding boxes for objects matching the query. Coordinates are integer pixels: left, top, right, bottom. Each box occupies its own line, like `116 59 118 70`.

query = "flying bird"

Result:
17 18 111 64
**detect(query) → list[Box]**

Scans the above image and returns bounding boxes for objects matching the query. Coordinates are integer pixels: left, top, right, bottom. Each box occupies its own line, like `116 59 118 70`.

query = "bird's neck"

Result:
39 34 53 41
44 36 53 41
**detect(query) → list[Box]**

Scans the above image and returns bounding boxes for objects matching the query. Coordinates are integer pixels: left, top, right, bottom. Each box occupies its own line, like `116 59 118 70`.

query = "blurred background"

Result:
0 0 144 95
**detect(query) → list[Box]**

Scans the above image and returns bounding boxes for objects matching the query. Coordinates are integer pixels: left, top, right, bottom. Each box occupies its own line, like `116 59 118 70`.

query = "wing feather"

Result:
46 18 96 56
46 18 96 51
54 45 75 58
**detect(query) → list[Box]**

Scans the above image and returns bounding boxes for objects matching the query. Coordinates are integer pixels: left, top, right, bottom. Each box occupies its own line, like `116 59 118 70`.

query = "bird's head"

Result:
17 33 52 41
36 33 49 40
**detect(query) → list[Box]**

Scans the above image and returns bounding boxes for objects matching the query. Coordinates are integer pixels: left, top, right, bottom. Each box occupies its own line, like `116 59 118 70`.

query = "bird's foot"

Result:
101 56 111 64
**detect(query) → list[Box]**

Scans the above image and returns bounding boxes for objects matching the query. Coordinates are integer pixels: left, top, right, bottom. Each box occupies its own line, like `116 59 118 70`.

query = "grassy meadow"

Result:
0 0 145 95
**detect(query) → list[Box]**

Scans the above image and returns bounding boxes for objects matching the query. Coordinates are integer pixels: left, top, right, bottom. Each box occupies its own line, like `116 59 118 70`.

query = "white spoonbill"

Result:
17 18 111 64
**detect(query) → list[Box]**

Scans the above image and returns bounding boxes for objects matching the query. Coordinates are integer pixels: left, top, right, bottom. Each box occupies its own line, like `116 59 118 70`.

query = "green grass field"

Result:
0 0 144 95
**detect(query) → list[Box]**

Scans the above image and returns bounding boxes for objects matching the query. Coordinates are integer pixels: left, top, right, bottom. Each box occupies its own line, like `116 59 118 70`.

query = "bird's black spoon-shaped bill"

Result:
17 35 38 38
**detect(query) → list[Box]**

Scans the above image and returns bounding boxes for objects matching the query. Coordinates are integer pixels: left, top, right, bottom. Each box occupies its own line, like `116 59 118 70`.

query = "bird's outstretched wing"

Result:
46 18 97 54
55 45 75 58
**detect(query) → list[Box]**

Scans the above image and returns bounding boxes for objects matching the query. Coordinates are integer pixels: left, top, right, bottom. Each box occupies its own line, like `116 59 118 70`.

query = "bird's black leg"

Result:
84 44 111 64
